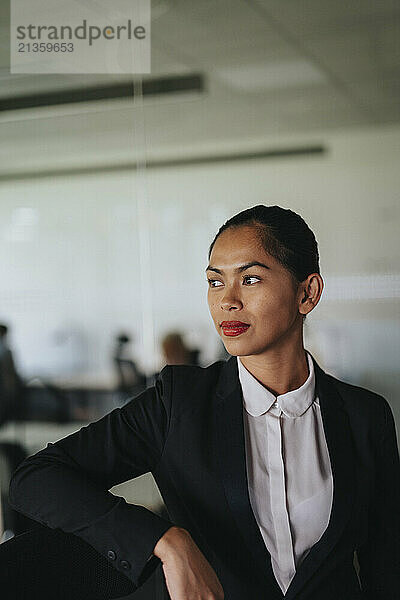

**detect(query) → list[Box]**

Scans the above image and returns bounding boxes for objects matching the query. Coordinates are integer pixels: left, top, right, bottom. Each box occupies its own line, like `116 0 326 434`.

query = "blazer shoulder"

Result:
158 360 226 417
323 371 394 435
327 372 385 404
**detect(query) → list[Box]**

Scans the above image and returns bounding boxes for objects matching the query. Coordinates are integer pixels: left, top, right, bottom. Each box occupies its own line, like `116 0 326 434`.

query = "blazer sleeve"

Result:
357 397 400 600
8 366 175 589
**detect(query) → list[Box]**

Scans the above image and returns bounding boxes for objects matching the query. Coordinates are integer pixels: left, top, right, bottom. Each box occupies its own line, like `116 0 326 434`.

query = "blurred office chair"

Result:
113 333 146 400
0 324 24 428
0 524 136 599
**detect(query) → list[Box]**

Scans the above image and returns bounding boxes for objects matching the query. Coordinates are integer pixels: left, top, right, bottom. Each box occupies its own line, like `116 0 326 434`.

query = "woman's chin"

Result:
222 338 254 357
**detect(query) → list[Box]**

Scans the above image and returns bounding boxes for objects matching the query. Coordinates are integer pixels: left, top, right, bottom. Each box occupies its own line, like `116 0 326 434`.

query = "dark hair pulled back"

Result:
208 205 320 284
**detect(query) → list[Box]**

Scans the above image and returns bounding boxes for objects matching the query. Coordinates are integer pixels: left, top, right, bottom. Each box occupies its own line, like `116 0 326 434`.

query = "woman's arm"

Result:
154 526 224 600
9 367 175 589
357 397 400 600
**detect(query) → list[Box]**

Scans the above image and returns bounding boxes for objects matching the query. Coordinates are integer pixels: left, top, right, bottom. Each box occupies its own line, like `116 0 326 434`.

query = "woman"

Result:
9 205 400 599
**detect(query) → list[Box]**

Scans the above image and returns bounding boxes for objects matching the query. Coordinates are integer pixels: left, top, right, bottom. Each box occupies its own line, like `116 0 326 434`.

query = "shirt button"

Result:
107 550 116 561
120 560 131 570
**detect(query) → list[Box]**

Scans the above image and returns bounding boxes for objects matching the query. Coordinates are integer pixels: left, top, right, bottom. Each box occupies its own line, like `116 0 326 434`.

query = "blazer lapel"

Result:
214 356 282 594
284 357 356 600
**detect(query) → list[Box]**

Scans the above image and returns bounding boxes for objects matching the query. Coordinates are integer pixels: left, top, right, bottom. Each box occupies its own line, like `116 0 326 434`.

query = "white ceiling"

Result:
0 0 399 173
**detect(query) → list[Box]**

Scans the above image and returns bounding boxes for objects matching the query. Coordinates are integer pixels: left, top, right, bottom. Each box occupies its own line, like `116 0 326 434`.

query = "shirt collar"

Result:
237 350 316 418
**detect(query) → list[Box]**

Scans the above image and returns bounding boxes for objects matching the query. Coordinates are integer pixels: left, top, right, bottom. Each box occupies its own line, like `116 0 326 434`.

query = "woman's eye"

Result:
243 275 260 285
207 278 223 288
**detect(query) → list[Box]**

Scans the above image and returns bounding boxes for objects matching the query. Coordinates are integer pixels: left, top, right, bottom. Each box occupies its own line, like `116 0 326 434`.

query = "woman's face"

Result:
207 225 304 358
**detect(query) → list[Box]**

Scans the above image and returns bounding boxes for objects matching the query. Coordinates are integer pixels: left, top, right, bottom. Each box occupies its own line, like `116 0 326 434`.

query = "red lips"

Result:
220 321 250 337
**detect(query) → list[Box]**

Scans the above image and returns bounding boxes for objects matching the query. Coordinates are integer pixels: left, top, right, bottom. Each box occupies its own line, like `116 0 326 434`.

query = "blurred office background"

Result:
0 1 399 595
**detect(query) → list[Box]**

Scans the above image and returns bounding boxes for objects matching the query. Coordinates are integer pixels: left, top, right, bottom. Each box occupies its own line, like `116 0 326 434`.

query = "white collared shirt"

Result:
237 351 333 594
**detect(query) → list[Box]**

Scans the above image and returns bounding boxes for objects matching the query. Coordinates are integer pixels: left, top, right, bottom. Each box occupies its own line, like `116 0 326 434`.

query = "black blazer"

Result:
9 355 400 599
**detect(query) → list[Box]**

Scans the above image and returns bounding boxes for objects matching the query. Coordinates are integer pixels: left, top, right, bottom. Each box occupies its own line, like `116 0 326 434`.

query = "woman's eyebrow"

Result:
205 261 270 274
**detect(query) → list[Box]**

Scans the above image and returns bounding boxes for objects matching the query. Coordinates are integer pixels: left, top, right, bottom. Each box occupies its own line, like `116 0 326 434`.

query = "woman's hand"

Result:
153 526 224 600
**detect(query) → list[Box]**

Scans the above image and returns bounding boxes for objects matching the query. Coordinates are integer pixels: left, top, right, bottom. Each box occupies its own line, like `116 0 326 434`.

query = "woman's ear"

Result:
298 273 324 316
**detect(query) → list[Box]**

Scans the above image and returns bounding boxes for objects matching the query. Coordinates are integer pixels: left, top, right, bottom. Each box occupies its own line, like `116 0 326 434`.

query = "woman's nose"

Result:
220 288 243 311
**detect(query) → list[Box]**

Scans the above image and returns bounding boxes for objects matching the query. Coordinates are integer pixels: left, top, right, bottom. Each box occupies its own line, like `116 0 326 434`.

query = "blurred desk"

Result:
18 380 146 423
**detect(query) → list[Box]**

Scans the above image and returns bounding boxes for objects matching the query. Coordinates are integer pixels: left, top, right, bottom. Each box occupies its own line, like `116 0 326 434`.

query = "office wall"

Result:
0 123 399 425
